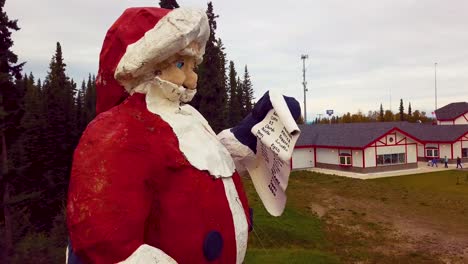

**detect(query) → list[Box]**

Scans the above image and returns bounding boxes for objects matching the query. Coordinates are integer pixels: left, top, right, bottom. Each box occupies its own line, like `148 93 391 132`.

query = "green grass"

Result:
242 169 468 263
245 249 340 264
243 172 340 263
371 170 468 196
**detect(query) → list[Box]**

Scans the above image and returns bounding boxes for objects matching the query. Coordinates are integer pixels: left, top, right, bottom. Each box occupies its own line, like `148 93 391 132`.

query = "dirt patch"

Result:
304 177 468 263
308 203 327 218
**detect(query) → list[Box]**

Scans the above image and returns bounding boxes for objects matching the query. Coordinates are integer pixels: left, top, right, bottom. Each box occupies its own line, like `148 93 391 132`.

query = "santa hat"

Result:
96 7 210 115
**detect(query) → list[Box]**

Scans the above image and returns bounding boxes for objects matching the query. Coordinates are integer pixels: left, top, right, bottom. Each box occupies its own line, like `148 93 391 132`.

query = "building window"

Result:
339 154 352 166
463 148 468 158
377 153 405 165
426 147 439 158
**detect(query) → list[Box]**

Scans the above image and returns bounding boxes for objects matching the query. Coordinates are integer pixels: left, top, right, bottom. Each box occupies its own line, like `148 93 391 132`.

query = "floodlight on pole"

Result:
301 54 309 123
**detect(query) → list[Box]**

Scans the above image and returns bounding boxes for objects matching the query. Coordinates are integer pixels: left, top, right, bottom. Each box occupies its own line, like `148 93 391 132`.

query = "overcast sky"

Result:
6 0 468 121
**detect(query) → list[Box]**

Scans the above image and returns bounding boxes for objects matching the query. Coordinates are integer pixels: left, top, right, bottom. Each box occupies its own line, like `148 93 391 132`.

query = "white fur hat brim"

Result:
115 8 209 90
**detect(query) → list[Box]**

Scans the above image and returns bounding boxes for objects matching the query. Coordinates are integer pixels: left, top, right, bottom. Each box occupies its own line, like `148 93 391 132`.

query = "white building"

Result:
293 102 468 173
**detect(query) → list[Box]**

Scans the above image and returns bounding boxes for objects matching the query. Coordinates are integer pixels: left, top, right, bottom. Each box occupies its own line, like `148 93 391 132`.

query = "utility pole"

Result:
301 54 308 123
434 62 438 111
389 87 392 112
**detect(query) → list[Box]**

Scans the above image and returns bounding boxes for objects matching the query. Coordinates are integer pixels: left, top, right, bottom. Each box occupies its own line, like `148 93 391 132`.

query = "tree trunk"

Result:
1 133 13 261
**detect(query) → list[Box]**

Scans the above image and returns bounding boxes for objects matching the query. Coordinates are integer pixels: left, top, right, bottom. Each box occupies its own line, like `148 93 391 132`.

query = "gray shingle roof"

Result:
398 123 468 142
297 122 468 148
435 102 468 120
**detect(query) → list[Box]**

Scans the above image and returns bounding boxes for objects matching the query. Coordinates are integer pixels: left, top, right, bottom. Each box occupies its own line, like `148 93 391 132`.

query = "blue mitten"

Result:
230 91 301 153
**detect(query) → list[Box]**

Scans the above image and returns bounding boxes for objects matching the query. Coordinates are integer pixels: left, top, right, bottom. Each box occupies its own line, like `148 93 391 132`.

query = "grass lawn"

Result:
242 169 468 263
371 169 468 196
243 172 341 264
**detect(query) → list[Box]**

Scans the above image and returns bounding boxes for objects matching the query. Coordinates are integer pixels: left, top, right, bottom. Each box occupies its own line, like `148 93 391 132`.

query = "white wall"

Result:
407 144 417 163
439 144 451 159
462 139 468 148
439 121 454 125
316 148 339 165
395 133 406 143
438 114 468 125
454 114 468 125
352 150 363 168
376 145 406 155
417 143 424 157
453 141 462 158
292 148 314 169
364 147 376 167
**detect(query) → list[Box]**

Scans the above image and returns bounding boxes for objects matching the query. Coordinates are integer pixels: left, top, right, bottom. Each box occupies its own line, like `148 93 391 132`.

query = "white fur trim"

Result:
144 81 235 178
115 8 209 90
65 246 69 264
222 177 248 264
131 77 196 103
217 129 256 173
118 244 177 264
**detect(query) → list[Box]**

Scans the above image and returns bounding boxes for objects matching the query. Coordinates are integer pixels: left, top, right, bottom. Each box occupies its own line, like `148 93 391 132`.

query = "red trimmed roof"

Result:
435 102 468 121
297 122 468 148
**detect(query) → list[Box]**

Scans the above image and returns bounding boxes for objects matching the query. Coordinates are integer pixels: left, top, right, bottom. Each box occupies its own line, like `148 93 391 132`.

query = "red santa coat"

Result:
67 93 250 264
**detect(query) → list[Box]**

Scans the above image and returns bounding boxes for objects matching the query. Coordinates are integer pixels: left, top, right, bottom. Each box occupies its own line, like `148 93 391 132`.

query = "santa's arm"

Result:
218 91 301 216
67 126 176 264
218 91 300 170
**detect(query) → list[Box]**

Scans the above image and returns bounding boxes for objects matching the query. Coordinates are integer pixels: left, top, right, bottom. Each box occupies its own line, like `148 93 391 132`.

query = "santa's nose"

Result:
183 71 198 90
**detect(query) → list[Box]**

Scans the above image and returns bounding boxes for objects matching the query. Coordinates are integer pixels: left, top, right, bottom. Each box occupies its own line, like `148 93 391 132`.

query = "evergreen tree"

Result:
84 74 96 124
69 78 78 138
241 65 254 115
76 80 85 132
191 2 227 132
39 42 76 228
159 0 179 9
36 78 42 92
20 73 45 164
0 0 25 259
236 76 244 117
379 103 384 122
399 98 404 121
217 39 229 126
227 61 241 126
408 102 412 117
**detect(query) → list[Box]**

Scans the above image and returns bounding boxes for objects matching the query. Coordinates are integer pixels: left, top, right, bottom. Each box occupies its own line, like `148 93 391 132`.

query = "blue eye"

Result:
176 61 184 69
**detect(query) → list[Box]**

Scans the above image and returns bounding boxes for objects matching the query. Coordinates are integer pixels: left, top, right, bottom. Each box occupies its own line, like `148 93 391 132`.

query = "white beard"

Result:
133 78 236 178
133 77 197 103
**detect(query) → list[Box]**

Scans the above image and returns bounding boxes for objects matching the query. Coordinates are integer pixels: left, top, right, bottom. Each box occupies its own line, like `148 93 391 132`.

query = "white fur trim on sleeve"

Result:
217 129 256 173
118 244 177 264
115 8 209 90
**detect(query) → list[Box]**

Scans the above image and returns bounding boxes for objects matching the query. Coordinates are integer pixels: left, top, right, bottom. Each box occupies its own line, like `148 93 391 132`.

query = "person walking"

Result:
456 156 463 169
444 156 448 168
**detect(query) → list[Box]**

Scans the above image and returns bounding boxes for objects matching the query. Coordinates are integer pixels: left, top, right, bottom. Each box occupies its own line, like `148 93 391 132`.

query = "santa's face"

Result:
158 55 198 90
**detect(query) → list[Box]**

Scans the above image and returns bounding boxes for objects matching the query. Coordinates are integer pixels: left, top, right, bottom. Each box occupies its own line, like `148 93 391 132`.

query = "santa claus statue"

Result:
67 7 300 264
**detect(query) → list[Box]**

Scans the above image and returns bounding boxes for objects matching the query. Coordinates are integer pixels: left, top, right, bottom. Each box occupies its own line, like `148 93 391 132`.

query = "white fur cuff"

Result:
217 129 256 173
119 244 177 264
